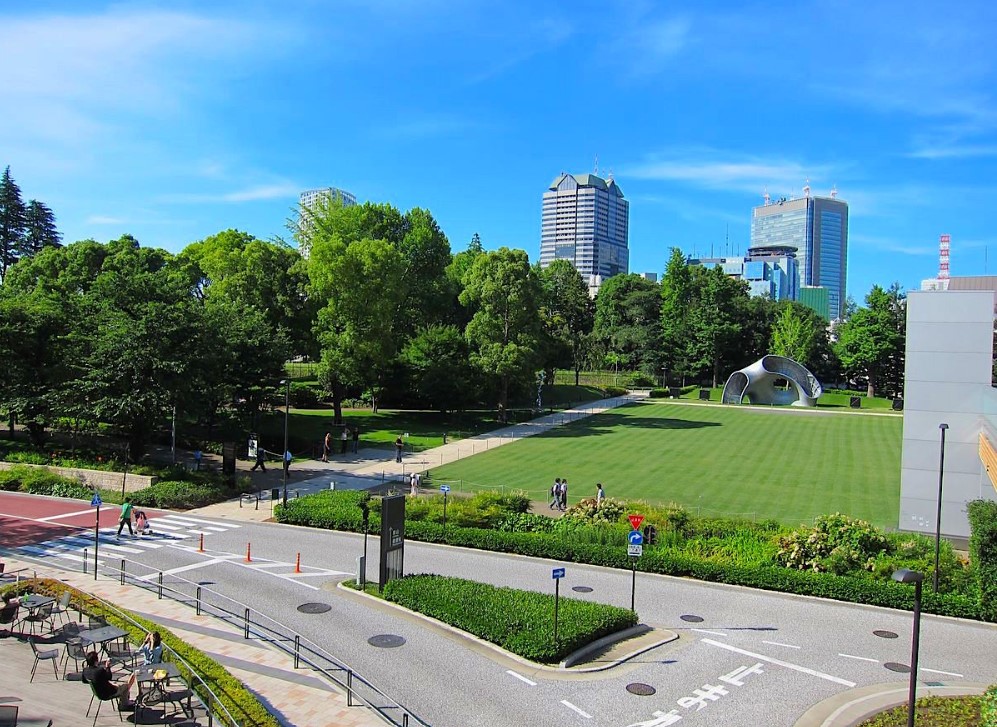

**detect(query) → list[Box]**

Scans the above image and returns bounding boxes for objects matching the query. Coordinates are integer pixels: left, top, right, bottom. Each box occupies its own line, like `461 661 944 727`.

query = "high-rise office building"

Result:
540 172 629 292
299 187 357 210
750 185 848 319
688 245 798 303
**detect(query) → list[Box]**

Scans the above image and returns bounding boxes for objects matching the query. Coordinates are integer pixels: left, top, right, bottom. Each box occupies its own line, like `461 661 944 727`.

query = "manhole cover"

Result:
626 683 657 696
884 662 911 673
572 586 593 593
368 634 406 648
680 615 704 623
874 630 899 639
297 602 332 614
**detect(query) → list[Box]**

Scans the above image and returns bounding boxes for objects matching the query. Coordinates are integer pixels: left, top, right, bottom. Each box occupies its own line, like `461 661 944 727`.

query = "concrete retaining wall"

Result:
0 461 157 492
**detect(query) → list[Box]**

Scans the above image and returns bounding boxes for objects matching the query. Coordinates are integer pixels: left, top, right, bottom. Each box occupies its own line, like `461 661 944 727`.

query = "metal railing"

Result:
87 554 428 727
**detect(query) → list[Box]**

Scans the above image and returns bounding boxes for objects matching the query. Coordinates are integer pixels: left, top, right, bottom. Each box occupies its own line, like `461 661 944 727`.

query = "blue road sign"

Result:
628 530 644 546
552 567 565 580
440 485 450 494
91 493 102 507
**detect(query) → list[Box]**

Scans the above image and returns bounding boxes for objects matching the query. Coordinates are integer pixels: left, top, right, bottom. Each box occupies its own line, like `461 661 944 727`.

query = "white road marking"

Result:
560 700 592 719
283 571 349 578
921 668 964 678
702 639 856 687
838 653 878 663
136 559 227 581
143 521 183 531
156 515 239 528
506 670 536 686
201 527 229 532
36 508 99 522
691 629 728 637
762 641 800 649
184 530 214 536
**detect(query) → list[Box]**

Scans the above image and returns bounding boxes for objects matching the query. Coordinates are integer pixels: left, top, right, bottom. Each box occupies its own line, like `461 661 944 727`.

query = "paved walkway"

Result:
0 555 383 727
195 394 644 522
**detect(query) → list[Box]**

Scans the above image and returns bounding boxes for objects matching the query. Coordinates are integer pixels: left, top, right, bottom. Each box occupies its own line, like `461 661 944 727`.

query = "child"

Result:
134 510 151 536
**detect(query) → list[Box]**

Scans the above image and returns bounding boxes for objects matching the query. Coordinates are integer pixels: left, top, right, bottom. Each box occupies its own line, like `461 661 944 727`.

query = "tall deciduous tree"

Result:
0 166 27 281
686 266 749 387
400 324 476 412
538 259 594 385
460 248 543 421
835 283 906 397
593 273 662 375
771 302 818 363
660 248 694 385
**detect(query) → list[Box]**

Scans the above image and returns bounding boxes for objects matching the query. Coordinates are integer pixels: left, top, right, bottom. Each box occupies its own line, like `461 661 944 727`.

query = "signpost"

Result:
440 485 450 541
91 492 102 580
552 567 565 644
628 514 644 612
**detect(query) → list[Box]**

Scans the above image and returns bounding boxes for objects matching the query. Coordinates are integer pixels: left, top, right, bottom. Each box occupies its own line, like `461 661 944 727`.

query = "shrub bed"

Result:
983 685 997 726
857 695 984 726
968 500 997 622
1 579 279 727
381 574 637 663
0 465 89 496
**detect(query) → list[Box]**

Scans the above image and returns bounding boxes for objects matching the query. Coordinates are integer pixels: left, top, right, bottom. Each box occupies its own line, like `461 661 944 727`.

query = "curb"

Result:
794 681 990 727
334 579 678 676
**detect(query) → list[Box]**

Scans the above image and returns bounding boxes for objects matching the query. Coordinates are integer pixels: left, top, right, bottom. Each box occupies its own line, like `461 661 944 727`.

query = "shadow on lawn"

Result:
541 413 722 437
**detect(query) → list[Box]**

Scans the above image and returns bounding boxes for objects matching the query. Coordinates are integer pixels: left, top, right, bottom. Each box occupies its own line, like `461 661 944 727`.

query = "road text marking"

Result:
506 670 536 686
701 639 856 687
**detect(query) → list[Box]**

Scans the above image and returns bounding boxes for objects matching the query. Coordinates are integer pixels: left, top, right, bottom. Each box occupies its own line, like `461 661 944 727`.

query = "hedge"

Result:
968 499 997 622
381 574 637 663
276 492 985 621
1 579 280 727
983 684 997 727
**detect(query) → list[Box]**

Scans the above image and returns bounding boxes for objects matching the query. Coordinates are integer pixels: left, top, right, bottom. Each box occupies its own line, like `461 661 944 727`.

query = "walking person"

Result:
596 483 605 507
116 497 134 538
409 472 418 496
560 479 569 511
283 449 292 477
549 478 561 510
322 432 331 462
341 428 349 455
395 435 404 463
352 426 360 453
250 443 267 472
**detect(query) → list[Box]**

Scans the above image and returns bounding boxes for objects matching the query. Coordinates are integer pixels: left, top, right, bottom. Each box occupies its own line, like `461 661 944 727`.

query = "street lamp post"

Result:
281 379 290 507
934 423 949 593
892 568 924 727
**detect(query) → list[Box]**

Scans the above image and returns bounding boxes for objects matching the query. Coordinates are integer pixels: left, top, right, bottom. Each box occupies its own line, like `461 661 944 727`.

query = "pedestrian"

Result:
395 435 404 463
283 449 292 477
596 483 605 506
341 428 349 455
251 443 267 472
352 426 360 453
322 432 331 462
442 432 448 445
193 449 202 471
116 497 134 538
560 479 568 511
549 478 561 510
414 472 421 490
410 472 418 496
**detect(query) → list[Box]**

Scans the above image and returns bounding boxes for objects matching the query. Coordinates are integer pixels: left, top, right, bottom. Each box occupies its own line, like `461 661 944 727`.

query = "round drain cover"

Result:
572 586 593 593
884 662 911 673
874 630 899 639
368 634 406 648
297 602 332 614
626 683 657 696
680 614 704 623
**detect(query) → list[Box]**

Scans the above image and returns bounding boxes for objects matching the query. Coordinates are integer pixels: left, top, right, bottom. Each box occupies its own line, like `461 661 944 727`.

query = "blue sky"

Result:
4 1 997 302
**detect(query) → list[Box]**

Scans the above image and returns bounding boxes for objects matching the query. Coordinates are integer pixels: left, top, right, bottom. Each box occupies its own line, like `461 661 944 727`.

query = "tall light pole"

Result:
892 568 924 727
934 423 949 593
281 379 290 507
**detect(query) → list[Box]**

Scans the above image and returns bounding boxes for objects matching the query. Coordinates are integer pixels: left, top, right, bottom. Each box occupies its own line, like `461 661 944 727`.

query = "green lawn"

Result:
428 401 902 528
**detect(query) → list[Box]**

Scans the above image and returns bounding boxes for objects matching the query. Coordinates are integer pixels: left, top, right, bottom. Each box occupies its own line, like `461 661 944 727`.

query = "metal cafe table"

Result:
133 662 183 724
78 625 129 658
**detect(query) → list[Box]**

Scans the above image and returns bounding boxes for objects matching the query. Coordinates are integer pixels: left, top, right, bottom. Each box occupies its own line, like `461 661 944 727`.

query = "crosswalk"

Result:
14 515 241 565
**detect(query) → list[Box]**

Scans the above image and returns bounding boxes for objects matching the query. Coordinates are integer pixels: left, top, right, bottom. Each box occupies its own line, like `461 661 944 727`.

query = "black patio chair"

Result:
86 681 123 727
28 636 60 682
0 704 17 727
63 638 89 678
23 602 54 636
0 603 18 638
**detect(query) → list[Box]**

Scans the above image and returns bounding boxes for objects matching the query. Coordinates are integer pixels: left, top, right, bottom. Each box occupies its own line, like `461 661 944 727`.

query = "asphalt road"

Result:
3 493 996 727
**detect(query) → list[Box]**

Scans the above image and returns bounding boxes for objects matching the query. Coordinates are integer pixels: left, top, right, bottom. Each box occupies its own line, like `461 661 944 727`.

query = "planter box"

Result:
0 461 157 492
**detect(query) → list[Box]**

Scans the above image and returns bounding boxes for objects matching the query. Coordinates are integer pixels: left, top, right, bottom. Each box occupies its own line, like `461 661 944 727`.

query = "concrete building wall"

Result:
900 290 996 538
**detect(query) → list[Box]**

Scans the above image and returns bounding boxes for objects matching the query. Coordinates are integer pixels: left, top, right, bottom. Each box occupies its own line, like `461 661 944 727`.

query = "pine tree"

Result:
22 199 62 256
0 166 27 281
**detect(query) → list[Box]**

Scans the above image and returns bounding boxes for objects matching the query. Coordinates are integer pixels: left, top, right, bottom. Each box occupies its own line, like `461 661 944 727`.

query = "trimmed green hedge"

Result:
1 578 279 727
276 491 985 621
983 684 997 726
0 465 88 496
604 386 627 397
381 574 637 663
968 499 997 622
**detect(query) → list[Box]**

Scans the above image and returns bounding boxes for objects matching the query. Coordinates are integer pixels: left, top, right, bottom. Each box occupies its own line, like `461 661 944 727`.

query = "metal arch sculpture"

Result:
721 355 823 407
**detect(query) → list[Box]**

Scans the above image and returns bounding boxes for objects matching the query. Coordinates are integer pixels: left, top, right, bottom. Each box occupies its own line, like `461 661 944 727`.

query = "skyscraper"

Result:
750 186 848 319
299 186 357 210
539 172 629 292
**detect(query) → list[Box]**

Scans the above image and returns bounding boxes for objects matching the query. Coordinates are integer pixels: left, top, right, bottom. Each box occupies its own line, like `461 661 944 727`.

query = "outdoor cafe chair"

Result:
160 687 194 721
86 681 124 727
23 602 54 636
51 591 73 627
0 705 17 727
63 638 89 678
28 637 60 682
0 603 18 639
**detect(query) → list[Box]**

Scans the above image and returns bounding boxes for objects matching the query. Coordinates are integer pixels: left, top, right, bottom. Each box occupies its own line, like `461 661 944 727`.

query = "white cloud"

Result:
850 234 936 257
86 215 126 225
907 143 997 160
162 182 300 204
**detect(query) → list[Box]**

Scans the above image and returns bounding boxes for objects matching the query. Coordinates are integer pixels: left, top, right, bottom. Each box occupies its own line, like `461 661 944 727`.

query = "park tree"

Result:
400 324 476 412
21 200 62 256
460 247 543 421
660 248 694 384
686 265 750 387
538 259 594 385
834 283 906 397
0 166 27 281
445 233 487 327
396 207 453 333
771 302 818 363
593 273 662 375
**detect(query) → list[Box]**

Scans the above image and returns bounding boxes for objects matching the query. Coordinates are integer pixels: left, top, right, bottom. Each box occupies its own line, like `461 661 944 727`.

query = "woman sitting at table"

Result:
83 651 133 710
140 631 163 665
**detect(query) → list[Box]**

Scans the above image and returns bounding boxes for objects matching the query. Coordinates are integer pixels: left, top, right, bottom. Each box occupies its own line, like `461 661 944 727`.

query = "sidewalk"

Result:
194 394 645 522
0 555 383 727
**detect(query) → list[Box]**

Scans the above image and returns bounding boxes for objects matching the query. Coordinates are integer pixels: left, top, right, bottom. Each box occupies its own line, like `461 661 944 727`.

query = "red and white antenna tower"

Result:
939 234 951 280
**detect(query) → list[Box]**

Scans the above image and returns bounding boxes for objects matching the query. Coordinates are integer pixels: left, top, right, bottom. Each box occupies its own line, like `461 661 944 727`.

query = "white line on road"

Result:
702 639 856 687
691 629 728 637
838 653 878 663
37 508 99 522
143 521 183 531
921 668 964 678
762 641 800 649
284 571 349 578
156 515 239 528
136 559 227 581
506 670 536 686
560 700 592 719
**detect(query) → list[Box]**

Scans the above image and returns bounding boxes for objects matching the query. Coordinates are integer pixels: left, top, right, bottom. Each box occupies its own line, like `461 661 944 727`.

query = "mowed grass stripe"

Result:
429 401 902 528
